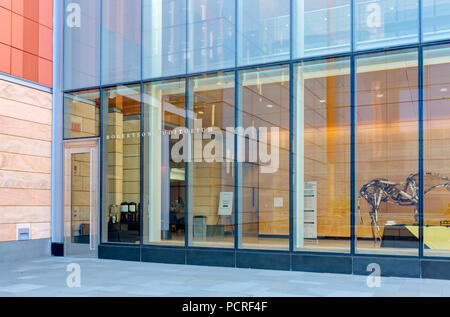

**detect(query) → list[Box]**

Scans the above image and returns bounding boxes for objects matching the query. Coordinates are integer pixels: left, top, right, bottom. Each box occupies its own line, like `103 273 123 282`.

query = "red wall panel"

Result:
0 6 11 45
0 0 53 86
0 42 11 74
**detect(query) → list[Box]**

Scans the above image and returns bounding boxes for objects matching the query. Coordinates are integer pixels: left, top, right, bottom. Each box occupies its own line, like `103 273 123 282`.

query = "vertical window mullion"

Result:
419 46 424 258
350 54 356 257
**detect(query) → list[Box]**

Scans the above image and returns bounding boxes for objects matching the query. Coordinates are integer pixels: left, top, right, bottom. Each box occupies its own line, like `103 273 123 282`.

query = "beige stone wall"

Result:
0 79 52 242
108 111 123 212
123 118 140 204
65 97 98 138
107 112 140 220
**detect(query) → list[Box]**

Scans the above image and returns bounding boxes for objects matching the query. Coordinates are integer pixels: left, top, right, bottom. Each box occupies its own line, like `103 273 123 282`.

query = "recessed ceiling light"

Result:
377 94 384 98
441 88 448 92
319 100 326 103
198 111 204 115
266 104 273 108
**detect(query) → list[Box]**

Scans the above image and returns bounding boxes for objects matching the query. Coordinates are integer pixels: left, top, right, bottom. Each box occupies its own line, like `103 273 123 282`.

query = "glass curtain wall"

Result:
64 1 450 257
294 58 351 253
142 0 187 79
423 0 450 42
187 72 235 248
143 79 186 246
188 0 236 73
64 0 101 90
237 66 290 250
423 44 450 257
101 84 141 244
65 1 450 93
237 0 290 66
293 0 351 58
355 49 419 256
101 0 142 85
354 0 419 50
64 89 100 139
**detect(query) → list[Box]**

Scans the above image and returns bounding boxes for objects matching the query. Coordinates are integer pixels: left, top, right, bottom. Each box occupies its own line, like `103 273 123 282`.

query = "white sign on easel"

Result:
218 192 233 216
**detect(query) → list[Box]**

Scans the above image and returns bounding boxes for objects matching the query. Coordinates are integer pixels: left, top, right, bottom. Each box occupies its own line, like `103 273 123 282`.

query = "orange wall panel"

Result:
11 12 23 50
39 0 52 29
0 6 11 45
39 24 52 60
38 57 52 86
1 0 52 86
12 0 23 15
23 51 38 82
23 0 39 23
0 0 11 10
0 42 11 74
11 47 23 78
23 17 39 56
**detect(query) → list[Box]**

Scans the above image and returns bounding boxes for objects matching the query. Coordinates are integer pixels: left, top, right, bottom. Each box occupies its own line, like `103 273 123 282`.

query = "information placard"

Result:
218 192 234 216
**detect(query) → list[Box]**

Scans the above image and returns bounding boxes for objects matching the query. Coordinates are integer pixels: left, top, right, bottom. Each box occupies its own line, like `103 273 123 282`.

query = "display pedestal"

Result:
380 225 419 249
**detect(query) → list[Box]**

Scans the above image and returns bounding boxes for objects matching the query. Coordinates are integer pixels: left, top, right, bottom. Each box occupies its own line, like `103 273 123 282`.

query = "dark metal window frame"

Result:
61 0 450 261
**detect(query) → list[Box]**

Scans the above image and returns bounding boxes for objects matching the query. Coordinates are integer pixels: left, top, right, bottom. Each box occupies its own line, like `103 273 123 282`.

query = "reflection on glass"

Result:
238 66 290 250
354 0 419 50
143 79 186 246
355 49 419 256
71 152 91 244
188 0 236 73
102 0 142 84
64 90 100 139
423 45 450 257
295 58 351 253
293 0 351 58
64 0 101 90
188 72 235 248
423 0 450 42
237 0 290 66
143 0 187 79
101 85 141 244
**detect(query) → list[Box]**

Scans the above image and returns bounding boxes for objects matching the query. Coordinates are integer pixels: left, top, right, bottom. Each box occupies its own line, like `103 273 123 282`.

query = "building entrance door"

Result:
64 139 99 257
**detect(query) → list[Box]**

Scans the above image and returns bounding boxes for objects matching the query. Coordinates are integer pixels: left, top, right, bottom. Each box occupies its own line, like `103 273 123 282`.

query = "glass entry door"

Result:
64 140 99 257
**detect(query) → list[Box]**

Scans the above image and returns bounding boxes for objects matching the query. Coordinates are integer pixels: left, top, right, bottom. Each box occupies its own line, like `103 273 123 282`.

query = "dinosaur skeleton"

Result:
358 172 450 245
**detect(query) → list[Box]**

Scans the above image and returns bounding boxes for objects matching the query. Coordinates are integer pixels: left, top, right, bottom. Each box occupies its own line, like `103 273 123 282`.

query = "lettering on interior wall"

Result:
170 120 280 174
67 3 81 28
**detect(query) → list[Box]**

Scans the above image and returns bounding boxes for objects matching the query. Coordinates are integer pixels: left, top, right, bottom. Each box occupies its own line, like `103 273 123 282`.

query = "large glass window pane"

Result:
102 0 141 85
424 45 450 257
238 66 290 250
64 89 100 139
237 0 290 66
423 0 450 42
143 79 186 246
101 84 141 244
354 0 419 51
187 72 235 248
293 0 351 58
64 0 100 90
188 0 236 73
294 58 351 253
355 49 419 256
143 0 187 79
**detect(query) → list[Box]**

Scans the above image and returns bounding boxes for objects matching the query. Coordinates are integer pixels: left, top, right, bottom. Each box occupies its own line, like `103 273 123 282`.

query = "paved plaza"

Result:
0 257 449 297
